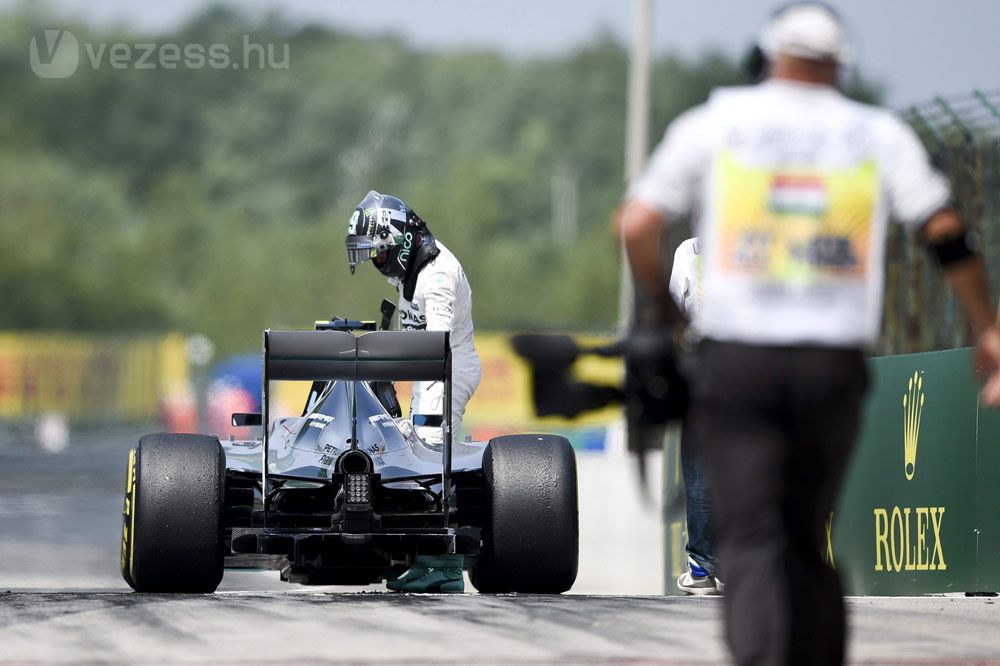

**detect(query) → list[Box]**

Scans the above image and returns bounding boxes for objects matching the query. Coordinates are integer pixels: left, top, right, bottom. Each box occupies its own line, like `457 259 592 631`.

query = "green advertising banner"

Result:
664 347 999 596
977 391 1000 593
834 348 987 594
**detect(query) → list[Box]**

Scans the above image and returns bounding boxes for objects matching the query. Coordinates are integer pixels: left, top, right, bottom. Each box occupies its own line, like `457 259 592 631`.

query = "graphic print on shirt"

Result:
714 151 878 284
398 301 426 330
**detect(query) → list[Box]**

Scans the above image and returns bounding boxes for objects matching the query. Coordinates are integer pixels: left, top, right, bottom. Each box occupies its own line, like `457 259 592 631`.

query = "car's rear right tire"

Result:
120 433 225 593
472 434 578 593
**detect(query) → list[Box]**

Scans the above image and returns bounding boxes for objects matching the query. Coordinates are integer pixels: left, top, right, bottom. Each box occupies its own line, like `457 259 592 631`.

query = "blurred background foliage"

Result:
0 4 880 354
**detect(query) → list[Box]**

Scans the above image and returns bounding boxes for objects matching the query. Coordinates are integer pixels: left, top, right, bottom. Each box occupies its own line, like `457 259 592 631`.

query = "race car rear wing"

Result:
265 329 449 382
259 329 454 521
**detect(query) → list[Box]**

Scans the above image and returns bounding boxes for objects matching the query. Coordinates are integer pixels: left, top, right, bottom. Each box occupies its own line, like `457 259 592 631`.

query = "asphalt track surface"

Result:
1 591 999 665
2 426 1000 665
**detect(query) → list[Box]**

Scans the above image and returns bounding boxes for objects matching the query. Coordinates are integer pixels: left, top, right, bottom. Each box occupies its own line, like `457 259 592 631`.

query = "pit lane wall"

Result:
664 347 1000 595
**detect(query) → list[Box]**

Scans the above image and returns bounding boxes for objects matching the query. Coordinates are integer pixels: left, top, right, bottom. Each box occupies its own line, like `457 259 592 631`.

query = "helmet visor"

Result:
346 235 378 268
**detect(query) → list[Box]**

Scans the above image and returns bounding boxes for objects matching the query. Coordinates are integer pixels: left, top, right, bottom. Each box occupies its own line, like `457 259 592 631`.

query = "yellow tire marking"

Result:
120 448 138 581
129 449 137 580
121 448 133 574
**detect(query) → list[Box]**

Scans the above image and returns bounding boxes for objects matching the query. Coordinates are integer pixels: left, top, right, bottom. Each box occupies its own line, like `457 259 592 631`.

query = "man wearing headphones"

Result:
618 4 1000 664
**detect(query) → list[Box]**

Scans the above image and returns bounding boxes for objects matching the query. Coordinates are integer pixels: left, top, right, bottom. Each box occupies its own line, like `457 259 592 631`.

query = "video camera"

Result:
511 328 689 435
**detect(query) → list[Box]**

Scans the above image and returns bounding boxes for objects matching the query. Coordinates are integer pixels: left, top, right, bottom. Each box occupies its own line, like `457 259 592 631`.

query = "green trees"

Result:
1 6 768 352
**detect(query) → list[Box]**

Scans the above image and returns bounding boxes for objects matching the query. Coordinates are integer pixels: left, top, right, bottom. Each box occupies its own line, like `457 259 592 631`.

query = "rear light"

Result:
345 473 371 505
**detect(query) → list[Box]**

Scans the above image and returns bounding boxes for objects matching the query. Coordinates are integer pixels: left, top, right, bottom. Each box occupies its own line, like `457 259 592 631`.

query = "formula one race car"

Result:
119 314 578 593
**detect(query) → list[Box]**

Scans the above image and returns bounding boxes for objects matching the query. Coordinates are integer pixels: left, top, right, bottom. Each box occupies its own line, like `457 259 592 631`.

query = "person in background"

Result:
345 190 482 593
617 4 1000 664
668 237 721 595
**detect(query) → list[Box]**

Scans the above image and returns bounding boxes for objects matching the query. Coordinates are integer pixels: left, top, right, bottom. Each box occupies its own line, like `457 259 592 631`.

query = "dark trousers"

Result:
689 341 868 666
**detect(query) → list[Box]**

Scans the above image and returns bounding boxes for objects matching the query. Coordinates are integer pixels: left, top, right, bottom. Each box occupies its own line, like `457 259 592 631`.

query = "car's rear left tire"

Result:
472 434 578 593
120 433 225 593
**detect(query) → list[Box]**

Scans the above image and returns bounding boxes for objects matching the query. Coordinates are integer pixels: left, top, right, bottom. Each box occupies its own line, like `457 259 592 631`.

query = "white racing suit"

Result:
394 242 481 445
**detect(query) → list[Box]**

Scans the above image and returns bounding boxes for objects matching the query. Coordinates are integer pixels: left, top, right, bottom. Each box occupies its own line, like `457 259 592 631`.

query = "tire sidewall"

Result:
476 434 578 593
127 433 225 593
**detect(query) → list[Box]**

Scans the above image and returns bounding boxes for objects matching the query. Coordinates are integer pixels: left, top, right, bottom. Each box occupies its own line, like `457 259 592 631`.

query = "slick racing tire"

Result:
472 434 578 593
120 433 226 593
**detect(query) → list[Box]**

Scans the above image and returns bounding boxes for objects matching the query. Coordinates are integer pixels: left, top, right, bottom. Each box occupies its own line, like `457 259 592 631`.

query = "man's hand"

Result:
977 325 1000 407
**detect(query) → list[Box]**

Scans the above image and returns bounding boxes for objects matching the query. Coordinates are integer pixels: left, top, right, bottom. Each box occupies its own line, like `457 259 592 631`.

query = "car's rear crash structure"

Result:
120 326 578 593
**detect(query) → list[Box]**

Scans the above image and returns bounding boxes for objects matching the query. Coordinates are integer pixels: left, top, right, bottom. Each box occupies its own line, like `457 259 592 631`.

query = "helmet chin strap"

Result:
401 232 440 302
375 248 406 281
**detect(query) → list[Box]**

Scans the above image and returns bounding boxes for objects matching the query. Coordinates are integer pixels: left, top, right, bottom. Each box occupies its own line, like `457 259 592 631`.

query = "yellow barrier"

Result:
0 332 189 422
464 332 622 429
0 330 622 439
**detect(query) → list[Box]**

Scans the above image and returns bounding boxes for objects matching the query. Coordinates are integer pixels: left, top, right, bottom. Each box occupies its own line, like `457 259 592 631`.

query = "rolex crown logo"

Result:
902 371 924 480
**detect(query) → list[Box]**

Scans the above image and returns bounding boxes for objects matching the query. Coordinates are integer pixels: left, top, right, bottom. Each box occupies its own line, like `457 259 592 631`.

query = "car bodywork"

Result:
221 324 490 584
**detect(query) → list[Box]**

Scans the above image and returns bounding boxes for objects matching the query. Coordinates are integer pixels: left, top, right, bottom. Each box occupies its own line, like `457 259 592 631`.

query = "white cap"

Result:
759 3 852 65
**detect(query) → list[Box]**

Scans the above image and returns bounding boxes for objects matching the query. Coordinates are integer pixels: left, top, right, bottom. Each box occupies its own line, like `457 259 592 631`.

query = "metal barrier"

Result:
882 90 1000 355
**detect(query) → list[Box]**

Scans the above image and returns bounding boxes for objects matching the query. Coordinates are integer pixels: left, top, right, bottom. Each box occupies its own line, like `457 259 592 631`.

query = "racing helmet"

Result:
345 191 427 280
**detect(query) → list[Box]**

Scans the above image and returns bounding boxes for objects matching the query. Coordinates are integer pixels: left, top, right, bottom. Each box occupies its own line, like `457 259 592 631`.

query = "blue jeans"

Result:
681 419 718 576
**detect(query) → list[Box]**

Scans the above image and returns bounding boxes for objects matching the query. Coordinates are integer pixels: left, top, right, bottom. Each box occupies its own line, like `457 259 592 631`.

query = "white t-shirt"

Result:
630 80 950 347
669 237 703 321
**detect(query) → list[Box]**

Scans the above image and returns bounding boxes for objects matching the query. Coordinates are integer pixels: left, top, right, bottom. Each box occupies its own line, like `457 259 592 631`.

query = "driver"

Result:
345 190 482 447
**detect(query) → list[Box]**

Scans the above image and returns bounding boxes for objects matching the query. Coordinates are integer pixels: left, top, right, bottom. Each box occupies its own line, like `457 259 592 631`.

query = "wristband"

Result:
928 232 977 267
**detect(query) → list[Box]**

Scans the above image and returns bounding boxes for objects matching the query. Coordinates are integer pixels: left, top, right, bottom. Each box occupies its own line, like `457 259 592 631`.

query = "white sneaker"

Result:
677 558 722 596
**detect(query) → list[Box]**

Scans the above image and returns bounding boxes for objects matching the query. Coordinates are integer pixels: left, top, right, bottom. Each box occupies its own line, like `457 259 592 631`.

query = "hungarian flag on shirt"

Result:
769 175 828 217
